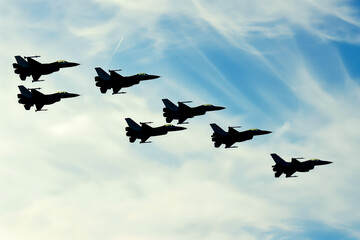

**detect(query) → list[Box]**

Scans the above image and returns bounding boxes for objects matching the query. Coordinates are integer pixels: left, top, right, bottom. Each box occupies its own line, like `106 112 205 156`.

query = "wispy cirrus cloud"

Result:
0 0 360 239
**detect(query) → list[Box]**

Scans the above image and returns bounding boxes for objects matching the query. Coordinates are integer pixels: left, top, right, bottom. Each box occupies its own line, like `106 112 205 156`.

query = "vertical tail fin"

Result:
15 56 29 68
18 85 32 98
95 67 110 81
125 118 142 131
162 99 178 111
270 153 288 165
210 123 227 136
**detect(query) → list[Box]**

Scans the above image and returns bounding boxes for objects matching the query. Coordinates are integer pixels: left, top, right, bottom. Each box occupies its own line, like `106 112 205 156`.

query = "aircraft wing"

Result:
31 89 45 98
178 102 192 111
300 161 317 171
27 57 42 68
228 127 240 136
110 70 122 78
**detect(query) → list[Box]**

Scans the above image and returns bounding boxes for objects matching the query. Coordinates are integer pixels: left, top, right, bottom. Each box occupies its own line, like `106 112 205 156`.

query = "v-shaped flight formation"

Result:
12 54 333 179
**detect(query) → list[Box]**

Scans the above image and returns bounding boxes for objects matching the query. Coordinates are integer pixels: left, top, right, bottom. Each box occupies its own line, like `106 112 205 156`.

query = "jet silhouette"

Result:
94 67 160 94
271 153 332 178
13 55 79 82
162 99 225 124
210 123 271 148
17 85 80 111
125 118 186 143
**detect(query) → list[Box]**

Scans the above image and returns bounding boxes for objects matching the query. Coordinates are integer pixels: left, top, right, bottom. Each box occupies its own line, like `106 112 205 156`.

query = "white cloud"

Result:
0 0 360 239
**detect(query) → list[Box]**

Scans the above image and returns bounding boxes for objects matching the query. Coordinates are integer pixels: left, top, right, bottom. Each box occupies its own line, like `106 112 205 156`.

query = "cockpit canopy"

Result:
136 73 148 76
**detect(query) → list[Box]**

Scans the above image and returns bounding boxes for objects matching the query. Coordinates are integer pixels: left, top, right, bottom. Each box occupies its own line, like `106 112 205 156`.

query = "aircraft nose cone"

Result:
59 62 80 68
259 130 272 135
173 126 187 131
318 160 333 165
151 75 160 79
205 106 226 112
68 62 80 67
61 93 80 98
214 106 226 111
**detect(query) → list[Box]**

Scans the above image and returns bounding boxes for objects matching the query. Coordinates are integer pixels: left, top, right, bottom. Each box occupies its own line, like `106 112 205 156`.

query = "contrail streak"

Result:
114 37 124 54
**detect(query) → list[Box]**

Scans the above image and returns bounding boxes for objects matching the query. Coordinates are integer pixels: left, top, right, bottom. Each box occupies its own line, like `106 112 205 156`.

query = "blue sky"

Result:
1 0 360 239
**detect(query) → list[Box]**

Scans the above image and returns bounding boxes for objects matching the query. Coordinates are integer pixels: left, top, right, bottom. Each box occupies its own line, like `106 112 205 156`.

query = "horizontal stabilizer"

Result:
35 103 45 111
95 67 110 81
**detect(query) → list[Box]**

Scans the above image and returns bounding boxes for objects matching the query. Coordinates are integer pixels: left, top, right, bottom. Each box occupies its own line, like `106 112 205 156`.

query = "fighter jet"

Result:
162 99 225 124
13 55 79 82
210 123 271 148
270 153 332 178
17 85 80 111
125 118 186 143
94 67 160 94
